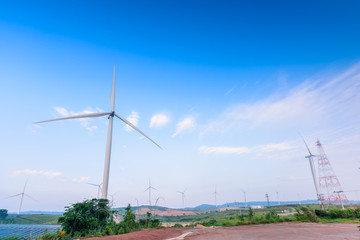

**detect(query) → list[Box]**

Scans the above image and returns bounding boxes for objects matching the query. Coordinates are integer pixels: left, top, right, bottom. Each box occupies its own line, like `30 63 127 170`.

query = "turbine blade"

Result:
114 113 162 149
298 133 313 156
22 180 28 193
25 194 36 201
2 193 22 200
111 65 115 112
151 187 158 191
33 112 111 124
87 183 100 187
144 187 150 192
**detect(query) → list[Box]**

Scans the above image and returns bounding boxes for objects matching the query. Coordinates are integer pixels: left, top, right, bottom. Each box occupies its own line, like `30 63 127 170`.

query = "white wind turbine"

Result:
87 182 102 199
144 178 158 206
34 66 161 199
301 136 322 207
177 188 186 209
4 180 35 215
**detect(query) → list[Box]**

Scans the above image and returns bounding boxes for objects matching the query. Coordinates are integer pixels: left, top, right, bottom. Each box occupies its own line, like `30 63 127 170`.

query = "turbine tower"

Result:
317 140 349 206
301 136 323 207
177 189 186 209
144 178 158 206
4 181 35 215
34 66 161 199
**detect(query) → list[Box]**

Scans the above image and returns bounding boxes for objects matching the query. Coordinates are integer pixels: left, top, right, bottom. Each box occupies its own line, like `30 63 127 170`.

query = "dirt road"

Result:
186 223 360 240
85 223 360 240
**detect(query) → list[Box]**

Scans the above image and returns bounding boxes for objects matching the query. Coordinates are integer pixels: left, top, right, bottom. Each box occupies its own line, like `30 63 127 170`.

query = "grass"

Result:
4 214 60 225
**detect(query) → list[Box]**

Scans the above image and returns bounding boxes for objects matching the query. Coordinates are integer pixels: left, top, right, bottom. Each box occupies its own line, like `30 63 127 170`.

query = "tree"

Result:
58 198 112 237
248 208 254 220
0 209 8 223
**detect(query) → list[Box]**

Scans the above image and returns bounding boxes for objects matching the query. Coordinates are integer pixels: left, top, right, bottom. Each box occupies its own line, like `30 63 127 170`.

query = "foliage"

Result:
0 209 8 223
248 208 254 220
173 223 183 227
35 231 58 240
58 198 112 237
295 207 318 222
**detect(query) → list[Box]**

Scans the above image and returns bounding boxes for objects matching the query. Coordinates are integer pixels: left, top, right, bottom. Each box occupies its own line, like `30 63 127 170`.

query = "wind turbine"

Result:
301 135 322 207
213 186 218 208
4 180 35 215
87 182 102 199
34 66 161 199
177 188 186 209
144 178 158 206
108 191 120 207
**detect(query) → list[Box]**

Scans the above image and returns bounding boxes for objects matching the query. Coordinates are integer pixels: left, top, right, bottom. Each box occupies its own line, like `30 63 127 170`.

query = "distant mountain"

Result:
8 211 63 215
194 200 321 209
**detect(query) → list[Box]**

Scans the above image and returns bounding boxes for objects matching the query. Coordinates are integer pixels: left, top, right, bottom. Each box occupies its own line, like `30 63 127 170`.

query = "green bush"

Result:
58 198 112 237
173 223 183 228
295 207 318 222
315 209 328 217
329 209 347 219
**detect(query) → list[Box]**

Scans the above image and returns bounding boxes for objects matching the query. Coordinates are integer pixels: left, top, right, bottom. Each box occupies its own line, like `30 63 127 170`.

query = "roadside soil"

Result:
83 228 188 240
84 222 360 240
186 222 360 240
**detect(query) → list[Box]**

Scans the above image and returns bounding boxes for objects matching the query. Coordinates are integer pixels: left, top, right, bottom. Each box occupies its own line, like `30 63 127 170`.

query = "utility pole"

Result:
265 193 270 206
334 191 344 209
243 191 247 208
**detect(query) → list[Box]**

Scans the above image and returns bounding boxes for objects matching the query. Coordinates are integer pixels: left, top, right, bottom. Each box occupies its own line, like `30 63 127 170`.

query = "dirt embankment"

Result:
86 222 360 240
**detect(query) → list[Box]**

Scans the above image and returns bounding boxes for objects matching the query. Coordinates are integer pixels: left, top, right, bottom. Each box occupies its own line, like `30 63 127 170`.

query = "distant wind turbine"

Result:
34 66 161 199
144 178 158 206
177 188 186 208
213 186 218 208
87 182 102 199
3 180 35 215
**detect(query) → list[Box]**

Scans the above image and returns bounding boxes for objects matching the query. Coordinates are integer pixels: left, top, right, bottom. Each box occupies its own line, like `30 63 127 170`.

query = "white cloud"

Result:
11 169 63 178
199 142 296 159
72 176 91 183
198 146 250 155
53 106 104 131
149 113 170 128
172 116 196 137
125 111 139 132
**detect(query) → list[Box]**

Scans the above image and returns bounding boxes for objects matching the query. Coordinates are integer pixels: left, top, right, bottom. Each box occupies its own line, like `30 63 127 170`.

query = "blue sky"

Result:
1 1 360 212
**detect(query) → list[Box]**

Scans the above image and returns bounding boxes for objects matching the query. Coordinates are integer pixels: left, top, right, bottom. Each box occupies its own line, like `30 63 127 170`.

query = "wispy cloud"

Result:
53 106 103 131
201 63 360 136
149 113 170 128
199 141 297 160
172 116 196 137
125 111 139 132
198 146 250 155
72 176 91 183
12 169 63 178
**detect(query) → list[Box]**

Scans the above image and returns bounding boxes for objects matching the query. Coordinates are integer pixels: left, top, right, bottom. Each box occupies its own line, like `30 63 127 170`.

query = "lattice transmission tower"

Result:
317 140 349 206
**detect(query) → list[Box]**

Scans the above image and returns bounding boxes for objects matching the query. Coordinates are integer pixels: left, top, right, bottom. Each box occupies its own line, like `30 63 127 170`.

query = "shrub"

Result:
315 209 328 217
173 223 183 228
295 207 318 222
58 198 112 237
329 209 347 219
